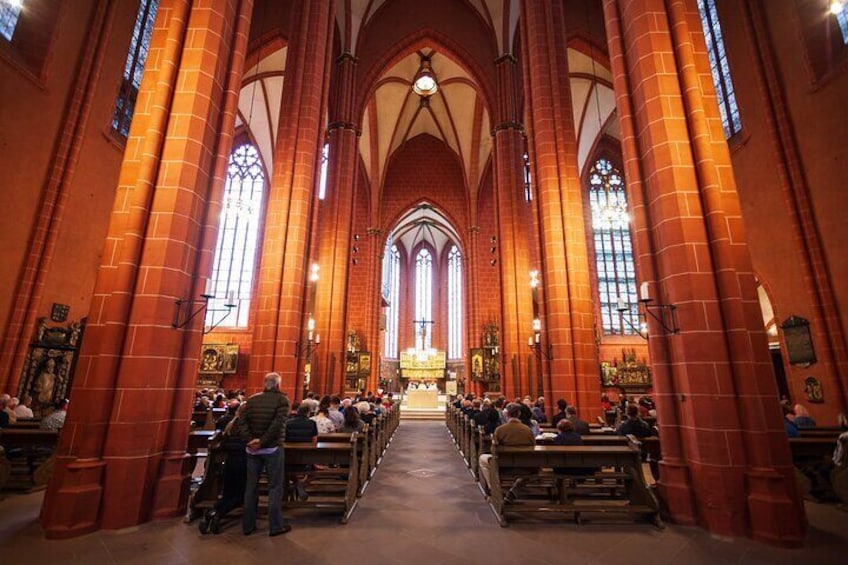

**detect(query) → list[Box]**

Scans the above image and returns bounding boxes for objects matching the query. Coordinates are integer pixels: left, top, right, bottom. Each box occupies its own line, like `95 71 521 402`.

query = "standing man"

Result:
242 372 291 536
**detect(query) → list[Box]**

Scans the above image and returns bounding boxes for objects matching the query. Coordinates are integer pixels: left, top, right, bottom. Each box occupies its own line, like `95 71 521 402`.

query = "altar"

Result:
406 389 439 409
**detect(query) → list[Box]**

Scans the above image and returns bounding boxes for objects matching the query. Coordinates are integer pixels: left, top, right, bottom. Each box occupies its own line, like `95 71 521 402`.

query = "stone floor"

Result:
1 421 846 564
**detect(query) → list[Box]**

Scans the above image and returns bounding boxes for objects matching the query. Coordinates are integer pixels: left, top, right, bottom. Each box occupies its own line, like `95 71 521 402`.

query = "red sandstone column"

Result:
602 0 696 525
249 0 334 398
493 54 534 399
314 53 359 396
607 0 805 543
466 225 481 395
41 0 249 537
520 0 599 414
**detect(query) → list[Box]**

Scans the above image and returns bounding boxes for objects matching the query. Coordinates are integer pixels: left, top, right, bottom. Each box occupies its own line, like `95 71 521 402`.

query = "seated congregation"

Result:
186 373 399 535
446 393 848 527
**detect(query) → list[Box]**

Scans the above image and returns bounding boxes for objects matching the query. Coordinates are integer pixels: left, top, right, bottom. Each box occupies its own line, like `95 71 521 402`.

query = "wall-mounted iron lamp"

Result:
527 317 553 360
172 280 236 334
295 316 321 358
616 282 679 339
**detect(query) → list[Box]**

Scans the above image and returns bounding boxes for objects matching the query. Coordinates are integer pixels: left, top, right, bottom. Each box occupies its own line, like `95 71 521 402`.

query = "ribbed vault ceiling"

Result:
336 0 521 56
359 48 491 193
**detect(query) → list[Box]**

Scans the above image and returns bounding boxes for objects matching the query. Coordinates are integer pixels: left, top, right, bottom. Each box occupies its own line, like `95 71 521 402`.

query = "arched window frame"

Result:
0 1 22 41
583 148 639 337
447 244 462 360
205 140 267 330
414 246 434 349
383 243 401 359
112 0 160 140
697 0 742 139
318 142 330 200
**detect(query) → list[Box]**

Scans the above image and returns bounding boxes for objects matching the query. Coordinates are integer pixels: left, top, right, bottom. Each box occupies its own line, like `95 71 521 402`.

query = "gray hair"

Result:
506 402 522 418
263 372 282 390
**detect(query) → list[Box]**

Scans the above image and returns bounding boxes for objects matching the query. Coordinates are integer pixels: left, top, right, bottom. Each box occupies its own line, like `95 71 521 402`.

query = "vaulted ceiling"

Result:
359 48 491 194
335 0 521 56
237 8 619 193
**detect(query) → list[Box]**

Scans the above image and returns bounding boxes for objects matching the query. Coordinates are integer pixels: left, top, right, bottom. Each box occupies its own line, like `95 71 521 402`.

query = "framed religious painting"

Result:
222 343 239 374
199 344 225 374
358 352 371 373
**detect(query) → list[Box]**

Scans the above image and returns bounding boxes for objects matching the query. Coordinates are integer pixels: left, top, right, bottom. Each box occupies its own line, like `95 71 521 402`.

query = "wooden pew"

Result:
0 428 60 491
8 419 41 429
188 437 361 524
317 432 370 495
283 439 360 523
488 444 662 528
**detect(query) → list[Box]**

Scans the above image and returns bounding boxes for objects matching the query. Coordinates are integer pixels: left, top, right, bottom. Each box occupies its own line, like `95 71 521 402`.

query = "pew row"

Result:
186 405 401 524
0 428 60 491
488 445 662 528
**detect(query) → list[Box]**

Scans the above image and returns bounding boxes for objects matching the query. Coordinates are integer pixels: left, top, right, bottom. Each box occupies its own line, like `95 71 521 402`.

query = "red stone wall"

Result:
0 0 142 392
718 0 848 421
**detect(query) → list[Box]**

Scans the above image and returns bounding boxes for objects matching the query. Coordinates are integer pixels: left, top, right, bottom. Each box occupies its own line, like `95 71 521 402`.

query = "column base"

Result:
41 457 106 539
656 458 697 526
746 467 806 547
151 452 193 519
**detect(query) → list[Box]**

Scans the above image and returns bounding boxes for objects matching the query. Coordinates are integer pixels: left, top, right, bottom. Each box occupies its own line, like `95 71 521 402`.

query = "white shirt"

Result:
40 410 66 431
312 414 335 435
14 405 34 419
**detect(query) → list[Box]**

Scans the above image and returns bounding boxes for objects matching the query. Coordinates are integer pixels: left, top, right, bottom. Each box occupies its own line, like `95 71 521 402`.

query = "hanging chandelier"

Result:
412 55 439 98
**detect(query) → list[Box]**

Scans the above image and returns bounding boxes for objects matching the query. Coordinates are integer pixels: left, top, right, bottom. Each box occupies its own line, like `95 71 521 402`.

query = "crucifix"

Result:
412 318 434 349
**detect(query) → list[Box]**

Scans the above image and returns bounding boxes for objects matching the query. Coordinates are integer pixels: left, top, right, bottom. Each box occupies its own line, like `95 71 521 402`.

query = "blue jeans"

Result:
243 448 287 534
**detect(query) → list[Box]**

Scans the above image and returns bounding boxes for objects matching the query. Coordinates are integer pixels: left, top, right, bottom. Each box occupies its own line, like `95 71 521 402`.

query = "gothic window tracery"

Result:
588 157 638 335
415 248 433 349
206 143 265 329
112 0 160 139
697 0 742 138
448 245 462 359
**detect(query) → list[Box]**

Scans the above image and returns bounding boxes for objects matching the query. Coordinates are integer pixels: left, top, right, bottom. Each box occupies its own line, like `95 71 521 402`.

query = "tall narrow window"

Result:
318 142 330 200
697 0 742 138
837 3 848 44
0 0 22 41
206 143 265 329
415 248 433 349
523 150 533 202
588 158 637 335
447 245 462 359
383 244 400 359
112 0 160 139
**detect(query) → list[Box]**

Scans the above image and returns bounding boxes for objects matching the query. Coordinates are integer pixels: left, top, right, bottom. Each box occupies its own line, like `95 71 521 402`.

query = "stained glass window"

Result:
0 0 22 41
837 4 848 44
448 245 462 359
697 0 742 138
523 150 533 202
415 248 433 349
112 0 159 139
383 244 400 359
318 143 330 200
205 144 265 329
588 158 638 335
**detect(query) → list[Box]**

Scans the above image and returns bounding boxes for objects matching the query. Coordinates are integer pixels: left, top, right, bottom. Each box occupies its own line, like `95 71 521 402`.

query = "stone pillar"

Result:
602 0 696 526
249 0 334 398
41 0 251 538
520 0 599 415
314 53 359 396
492 54 534 399
604 0 805 543
364 226 384 394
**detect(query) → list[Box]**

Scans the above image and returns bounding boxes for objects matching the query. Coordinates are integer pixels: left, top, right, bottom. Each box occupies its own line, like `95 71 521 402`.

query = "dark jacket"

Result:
617 417 652 439
568 416 591 436
285 416 318 443
242 389 290 448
